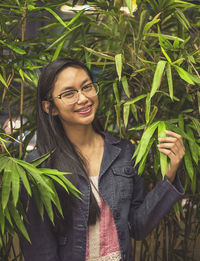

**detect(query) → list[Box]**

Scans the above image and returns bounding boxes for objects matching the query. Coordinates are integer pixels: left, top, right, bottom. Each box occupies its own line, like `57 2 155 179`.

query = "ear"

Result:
42 101 58 116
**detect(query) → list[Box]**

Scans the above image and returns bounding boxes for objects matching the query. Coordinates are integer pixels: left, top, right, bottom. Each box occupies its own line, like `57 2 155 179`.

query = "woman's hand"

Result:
157 130 185 183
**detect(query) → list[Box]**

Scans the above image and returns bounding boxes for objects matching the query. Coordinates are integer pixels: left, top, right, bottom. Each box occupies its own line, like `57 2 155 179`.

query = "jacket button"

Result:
114 211 120 219
124 167 131 174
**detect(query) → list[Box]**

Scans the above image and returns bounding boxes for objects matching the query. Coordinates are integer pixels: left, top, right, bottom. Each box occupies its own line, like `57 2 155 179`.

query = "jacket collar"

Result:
98 132 121 179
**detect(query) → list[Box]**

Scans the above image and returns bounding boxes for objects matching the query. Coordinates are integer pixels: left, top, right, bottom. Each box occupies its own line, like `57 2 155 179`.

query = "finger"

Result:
158 142 179 155
165 130 185 147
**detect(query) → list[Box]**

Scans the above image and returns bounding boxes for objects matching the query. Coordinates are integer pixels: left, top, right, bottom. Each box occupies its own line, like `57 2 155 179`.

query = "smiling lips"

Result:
75 105 93 115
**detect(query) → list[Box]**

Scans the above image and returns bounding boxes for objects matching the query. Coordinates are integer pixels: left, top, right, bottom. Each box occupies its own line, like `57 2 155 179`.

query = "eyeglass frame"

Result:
49 82 99 105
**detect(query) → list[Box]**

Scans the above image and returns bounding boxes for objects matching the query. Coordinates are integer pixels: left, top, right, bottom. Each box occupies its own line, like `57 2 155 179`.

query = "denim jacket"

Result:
22 133 184 261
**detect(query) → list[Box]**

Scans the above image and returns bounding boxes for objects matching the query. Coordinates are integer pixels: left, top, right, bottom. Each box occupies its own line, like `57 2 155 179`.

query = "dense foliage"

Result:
0 0 200 260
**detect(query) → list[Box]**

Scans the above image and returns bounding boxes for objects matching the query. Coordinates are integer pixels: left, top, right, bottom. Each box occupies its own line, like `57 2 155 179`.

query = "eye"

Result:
82 83 93 92
61 90 75 98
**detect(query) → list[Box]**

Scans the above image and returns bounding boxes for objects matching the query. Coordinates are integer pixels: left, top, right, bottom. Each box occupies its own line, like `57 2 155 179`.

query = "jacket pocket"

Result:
112 163 136 200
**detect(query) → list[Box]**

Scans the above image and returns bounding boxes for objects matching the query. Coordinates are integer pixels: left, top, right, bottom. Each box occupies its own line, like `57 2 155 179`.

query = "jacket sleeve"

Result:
127 143 184 241
21 149 61 261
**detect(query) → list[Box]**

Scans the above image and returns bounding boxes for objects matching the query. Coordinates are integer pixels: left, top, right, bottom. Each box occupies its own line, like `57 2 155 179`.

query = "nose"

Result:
76 91 88 104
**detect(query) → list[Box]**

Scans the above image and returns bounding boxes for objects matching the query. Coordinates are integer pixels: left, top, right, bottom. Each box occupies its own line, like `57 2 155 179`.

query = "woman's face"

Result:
49 66 98 129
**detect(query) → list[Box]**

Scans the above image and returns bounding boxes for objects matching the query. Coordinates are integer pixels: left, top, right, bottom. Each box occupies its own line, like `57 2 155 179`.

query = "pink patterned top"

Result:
86 176 121 261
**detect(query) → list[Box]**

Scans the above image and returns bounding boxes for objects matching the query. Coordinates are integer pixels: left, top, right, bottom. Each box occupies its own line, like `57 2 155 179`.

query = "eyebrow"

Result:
60 78 91 92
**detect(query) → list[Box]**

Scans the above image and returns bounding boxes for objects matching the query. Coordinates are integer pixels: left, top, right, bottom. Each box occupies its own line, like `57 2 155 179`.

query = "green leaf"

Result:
166 63 173 100
134 121 159 165
145 94 151 124
2 169 12 210
121 76 130 98
143 19 160 35
15 163 32 196
150 61 167 99
130 103 138 122
8 202 30 243
161 47 172 64
184 142 194 181
178 114 184 130
174 65 194 85
52 39 65 61
158 121 167 178
113 80 120 104
0 203 5 235
115 54 122 81
0 73 8 88
38 183 54 223
138 137 155 175
125 94 147 105
44 7 71 30
198 91 200 114
186 126 199 165
31 152 51 167
10 161 20 207
83 47 115 61
0 40 26 54
123 104 130 128
148 105 158 125
13 159 53 194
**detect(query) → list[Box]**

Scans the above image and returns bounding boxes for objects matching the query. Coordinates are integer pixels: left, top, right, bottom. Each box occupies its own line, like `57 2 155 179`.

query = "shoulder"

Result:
102 131 136 162
25 148 42 163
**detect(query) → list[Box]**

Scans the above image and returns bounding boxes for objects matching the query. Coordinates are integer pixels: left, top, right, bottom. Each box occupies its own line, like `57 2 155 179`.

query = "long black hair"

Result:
36 58 101 233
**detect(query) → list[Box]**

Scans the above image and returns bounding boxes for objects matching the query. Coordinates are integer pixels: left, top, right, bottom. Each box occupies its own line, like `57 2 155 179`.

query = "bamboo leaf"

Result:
123 104 130 128
174 65 194 85
8 202 30 243
2 169 12 210
166 63 173 100
44 7 71 30
184 142 194 181
148 105 158 125
10 161 20 207
125 94 147 105
113 80 120 103
138 137 155 175
121 76 130 98
0 40 26 54
143 19 160 35
0 203 5 235
198 91 200 114
186 126 199 165
130 103 138 121
158 121 167 178
52 39 65 61
83 47 115 61
15 163 32 196
134 121 160 165
115 54 122 81
161 47 172 64
0 73 8 88
178 114 184 130
150 61 167 99
145 94 151 124
31 152 51 167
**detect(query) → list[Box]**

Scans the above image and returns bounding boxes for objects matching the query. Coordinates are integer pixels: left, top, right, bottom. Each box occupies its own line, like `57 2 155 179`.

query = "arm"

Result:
129 131 185 240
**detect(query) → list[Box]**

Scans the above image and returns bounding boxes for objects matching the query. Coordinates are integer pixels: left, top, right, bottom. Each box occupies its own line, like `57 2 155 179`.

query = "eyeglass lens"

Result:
61 83 99 104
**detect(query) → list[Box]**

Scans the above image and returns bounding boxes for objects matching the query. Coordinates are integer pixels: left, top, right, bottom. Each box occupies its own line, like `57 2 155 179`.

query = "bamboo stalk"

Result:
19 2 27 157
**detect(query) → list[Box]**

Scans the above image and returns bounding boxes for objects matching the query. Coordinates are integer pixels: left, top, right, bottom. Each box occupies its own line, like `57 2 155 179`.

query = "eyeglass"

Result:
50 82 99 105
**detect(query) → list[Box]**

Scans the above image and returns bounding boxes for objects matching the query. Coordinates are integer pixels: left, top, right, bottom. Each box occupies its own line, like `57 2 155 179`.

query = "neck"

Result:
63 123 98 149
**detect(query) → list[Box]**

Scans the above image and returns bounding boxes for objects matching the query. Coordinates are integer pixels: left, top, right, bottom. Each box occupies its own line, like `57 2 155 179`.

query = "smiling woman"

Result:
22 58 185 261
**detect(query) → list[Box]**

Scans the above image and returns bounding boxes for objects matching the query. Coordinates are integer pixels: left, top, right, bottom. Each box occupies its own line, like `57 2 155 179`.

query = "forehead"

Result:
52 66 91 95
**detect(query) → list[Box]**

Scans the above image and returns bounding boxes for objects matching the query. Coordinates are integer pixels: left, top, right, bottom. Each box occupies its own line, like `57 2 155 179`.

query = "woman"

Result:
23 58 185 261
